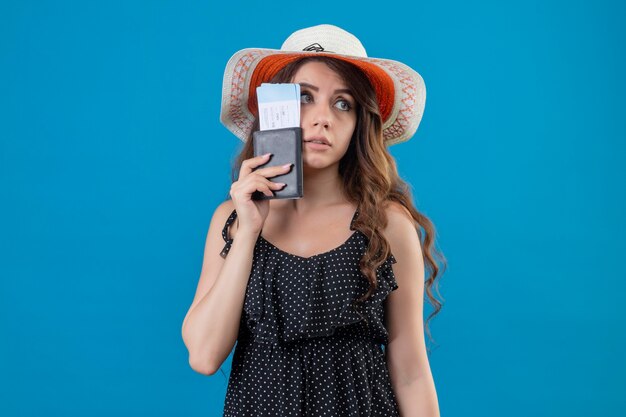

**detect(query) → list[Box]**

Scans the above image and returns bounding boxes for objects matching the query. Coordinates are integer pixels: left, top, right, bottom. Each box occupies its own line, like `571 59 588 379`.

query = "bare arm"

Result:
181 154 291 375
181 200 259 375
384 202 440 416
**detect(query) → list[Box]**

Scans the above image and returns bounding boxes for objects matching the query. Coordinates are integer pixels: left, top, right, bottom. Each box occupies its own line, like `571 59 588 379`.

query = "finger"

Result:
256 182 274 197
260 183 285 197
256 178 286 197
239 153 272 178
254 163 293 179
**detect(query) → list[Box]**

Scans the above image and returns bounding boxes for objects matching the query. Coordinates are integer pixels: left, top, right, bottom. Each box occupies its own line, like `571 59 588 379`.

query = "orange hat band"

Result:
247 53 395 123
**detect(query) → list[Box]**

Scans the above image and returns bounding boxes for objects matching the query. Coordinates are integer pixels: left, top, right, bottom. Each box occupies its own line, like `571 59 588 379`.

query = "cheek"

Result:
341 115 357 139
300 106 310 123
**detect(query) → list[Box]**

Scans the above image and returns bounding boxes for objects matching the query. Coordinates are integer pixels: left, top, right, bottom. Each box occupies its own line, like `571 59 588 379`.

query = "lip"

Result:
305 141 331 150
304 136 331 146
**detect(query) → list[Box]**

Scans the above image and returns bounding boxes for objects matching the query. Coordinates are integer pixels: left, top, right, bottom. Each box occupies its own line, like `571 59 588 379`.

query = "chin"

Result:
303 157 339 172
303 160 326 170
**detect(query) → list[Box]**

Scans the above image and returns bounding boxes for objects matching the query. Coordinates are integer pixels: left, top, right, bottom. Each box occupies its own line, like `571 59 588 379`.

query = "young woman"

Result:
182 24 446 417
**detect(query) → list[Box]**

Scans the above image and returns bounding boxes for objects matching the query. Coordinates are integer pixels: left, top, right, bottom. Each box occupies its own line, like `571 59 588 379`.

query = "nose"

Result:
306 103 332 129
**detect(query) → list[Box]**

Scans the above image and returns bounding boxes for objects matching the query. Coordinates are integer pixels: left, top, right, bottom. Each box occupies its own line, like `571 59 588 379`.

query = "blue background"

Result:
1 0 625 416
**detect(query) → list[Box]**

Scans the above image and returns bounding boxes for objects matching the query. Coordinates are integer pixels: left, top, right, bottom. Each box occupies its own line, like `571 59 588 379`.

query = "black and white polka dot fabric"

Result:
220 208 400 416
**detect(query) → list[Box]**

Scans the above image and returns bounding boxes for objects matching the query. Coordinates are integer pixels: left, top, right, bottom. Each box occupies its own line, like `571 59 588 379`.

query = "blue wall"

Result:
1 1 624 416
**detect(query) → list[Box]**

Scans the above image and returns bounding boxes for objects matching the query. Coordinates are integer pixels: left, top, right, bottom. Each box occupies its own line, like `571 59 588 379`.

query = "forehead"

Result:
291 61 349 89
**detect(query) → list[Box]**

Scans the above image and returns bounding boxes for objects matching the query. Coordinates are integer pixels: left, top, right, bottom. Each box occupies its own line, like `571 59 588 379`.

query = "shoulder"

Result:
218 198 236 214
210 199 237 236
384 200 412 221
381 201 423 262
382 201 416 238
213 199 236 221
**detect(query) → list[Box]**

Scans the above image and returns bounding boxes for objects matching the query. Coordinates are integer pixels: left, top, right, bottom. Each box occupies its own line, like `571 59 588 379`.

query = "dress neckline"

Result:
221 206 360 261
259 207 360 261
259 230 361 261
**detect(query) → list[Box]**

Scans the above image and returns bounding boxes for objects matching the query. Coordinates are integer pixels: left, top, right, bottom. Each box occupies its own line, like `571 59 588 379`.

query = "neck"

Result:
283 164 349 213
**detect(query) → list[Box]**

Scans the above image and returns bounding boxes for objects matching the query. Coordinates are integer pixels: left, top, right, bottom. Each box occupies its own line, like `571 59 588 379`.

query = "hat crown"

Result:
280 24 367 58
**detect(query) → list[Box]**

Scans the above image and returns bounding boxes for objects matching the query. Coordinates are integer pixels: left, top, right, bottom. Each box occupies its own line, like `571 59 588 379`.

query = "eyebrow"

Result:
298 82 353 96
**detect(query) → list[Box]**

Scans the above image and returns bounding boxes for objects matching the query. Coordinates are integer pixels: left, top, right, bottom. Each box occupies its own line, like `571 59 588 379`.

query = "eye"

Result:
334 99 352 111
300 92 313 104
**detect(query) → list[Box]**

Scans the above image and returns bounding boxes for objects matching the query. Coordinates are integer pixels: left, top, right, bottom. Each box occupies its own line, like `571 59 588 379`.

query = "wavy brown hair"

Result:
225 56 446 344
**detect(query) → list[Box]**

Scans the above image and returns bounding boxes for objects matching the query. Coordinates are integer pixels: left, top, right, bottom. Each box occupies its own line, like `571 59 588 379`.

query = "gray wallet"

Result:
251 127 303 200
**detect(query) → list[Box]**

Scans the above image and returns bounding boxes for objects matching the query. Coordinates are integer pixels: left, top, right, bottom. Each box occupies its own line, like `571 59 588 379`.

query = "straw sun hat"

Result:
220 24 426 146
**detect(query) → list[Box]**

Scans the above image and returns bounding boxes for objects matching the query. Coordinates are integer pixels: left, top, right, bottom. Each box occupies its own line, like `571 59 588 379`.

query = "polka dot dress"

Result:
220 208 400 416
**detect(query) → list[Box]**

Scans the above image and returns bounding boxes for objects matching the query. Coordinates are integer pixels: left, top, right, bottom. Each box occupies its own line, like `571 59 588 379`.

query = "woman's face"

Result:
291 61 357 169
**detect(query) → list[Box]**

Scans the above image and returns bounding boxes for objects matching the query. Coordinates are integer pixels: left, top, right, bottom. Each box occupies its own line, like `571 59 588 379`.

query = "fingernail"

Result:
264 153 272 158
283 163 292 168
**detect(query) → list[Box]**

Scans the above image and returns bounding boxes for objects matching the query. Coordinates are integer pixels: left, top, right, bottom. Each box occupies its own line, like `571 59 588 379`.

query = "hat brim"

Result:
220 48 426 146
